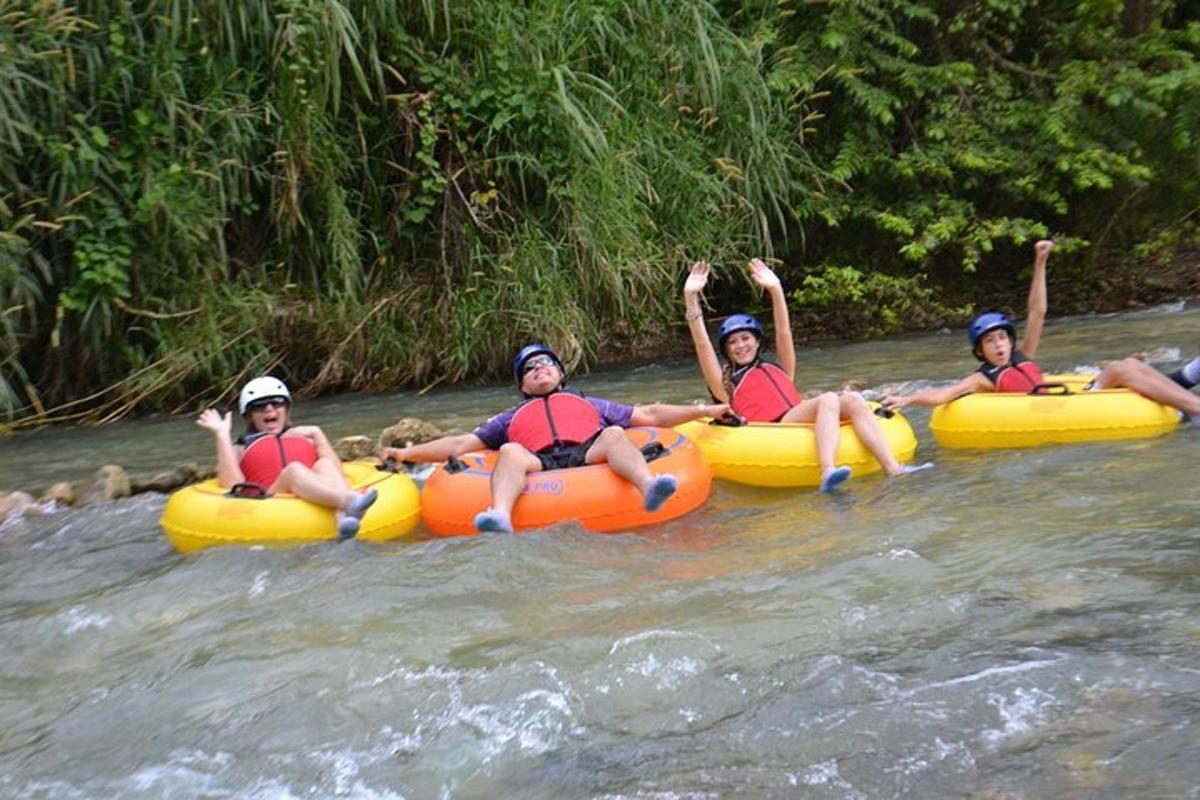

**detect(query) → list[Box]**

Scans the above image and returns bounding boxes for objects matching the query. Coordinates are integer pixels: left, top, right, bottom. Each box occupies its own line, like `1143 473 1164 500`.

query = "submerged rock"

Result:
334 435 375 461
40 481 76 507
131 462 212 494
77 465 132 506
377 418 445 450
0 491 35 520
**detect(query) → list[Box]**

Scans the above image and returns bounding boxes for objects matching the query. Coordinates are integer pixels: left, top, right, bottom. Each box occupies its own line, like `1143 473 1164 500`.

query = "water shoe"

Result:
897 461 934 475
346 487 378 520
336 513 361 540
474 509 514 534
819 466 852 493
643 474 679 512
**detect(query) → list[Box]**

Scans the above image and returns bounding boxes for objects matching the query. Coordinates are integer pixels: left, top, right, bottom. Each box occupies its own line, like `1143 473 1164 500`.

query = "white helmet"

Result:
238 376 292 415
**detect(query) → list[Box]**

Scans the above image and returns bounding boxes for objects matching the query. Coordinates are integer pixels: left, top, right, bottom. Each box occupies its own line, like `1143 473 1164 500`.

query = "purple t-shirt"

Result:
472 394 635 450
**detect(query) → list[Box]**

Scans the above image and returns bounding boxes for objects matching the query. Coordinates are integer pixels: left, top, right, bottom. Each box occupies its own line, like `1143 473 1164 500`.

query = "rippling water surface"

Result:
2 306 1200 799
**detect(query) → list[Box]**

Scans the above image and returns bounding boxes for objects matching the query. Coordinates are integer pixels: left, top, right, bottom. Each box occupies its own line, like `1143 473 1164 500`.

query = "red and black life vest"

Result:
730 361 802 422
978 350 1045 393
507 391 604 454
239 432 318 486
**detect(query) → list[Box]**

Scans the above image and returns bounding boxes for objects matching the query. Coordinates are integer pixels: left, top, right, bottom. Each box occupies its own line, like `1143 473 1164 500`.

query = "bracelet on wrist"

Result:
685 309 703 321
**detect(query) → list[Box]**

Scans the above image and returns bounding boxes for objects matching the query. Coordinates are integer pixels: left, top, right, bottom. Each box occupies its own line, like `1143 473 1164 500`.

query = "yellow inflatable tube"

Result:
675 408 918 487
930 374 1181 449
161 461 421 553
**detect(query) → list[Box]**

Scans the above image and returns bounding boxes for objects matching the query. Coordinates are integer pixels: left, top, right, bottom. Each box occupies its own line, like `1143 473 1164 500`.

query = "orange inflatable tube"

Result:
420 427 712 536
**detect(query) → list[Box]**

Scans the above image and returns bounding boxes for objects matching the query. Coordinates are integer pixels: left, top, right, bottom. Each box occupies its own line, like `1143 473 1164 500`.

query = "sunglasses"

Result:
247 397 288 412
522 355 558 374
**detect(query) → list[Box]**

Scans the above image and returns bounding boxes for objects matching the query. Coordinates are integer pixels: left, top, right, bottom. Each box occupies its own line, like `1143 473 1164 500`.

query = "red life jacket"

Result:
978 351 1045 393
239 433 318 486
506 391 604 454
730 362 802 422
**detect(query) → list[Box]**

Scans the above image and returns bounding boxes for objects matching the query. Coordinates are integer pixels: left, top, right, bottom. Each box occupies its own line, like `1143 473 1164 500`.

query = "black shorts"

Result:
535 431 602 471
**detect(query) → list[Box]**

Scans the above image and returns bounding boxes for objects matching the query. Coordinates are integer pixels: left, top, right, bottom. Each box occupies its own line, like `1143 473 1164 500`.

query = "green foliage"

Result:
767 0 1200 280
2 0 1198 424
1 0 809 422
790 265 967 339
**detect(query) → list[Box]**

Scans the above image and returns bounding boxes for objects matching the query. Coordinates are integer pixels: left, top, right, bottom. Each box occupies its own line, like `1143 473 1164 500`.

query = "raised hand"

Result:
196 408 231 437
684 260 710 296
1035 239 1055 259
747 258 782 292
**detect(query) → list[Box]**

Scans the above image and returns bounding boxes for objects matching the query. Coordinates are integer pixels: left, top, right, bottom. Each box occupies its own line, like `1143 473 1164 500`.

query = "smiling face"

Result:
245 398 290 434
519 355 563 396
977 328 1014 367
723 330 761 367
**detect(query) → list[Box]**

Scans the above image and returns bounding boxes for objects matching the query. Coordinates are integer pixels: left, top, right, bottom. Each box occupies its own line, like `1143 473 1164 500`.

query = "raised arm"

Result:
630 402 731 428
882 372 993 411
1019 239 1053 359
748 258 795 379
381 433 487 464
196 408 245 488
683 261 728 401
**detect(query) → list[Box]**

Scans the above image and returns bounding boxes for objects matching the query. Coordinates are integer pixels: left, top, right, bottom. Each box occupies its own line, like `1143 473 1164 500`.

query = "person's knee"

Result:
840 391 869 413
816 392 839 412
280 461 310 480
590 426 633 457
597 429 633 448
1100 357 1141 385
498 442 532 462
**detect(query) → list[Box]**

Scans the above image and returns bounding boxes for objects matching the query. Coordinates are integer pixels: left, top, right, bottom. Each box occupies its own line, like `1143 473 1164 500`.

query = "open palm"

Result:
747 258 781 291
684 261 710 295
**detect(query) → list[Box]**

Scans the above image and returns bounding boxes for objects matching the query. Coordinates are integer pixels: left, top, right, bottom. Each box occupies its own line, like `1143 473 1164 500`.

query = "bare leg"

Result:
269 461 353 509
312 457 350 490
840 392 902 475
780 392 841 474
489 443 543 518
584 426 654 491
1093 358 1200 416
584 426 679 509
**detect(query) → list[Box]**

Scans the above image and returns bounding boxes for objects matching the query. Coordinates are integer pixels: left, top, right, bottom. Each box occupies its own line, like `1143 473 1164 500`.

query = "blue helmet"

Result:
511 343 564 385
968 312 1016 352
717 314 765 348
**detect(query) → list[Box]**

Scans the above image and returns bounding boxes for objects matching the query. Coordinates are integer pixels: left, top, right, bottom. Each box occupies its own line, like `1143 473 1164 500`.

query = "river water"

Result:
2 306 1199 799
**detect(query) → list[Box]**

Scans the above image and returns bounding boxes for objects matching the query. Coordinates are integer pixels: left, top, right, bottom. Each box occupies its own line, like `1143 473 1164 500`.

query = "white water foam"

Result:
609 628 723 656
248 571 270 598
58 605 112 634
981 686 1059 746
787 759 866 798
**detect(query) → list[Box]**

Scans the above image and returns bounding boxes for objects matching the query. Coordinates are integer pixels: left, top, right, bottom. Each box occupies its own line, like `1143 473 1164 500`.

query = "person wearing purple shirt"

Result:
471 394 635 449
382 343 731 534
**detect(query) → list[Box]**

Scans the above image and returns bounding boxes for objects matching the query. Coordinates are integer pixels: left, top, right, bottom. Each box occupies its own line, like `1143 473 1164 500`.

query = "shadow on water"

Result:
1 303 1200 797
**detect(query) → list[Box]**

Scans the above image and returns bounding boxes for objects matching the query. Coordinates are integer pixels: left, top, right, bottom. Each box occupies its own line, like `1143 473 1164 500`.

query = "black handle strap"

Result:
444 456 468 474
640 442 668 462
709 411 746 427
1029 383 1073 396
226 482 271 499
874 406 895 419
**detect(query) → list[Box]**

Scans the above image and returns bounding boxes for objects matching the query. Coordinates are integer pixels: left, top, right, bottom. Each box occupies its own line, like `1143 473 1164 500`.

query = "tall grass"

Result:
3 0 1196 426
1 0 809 424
